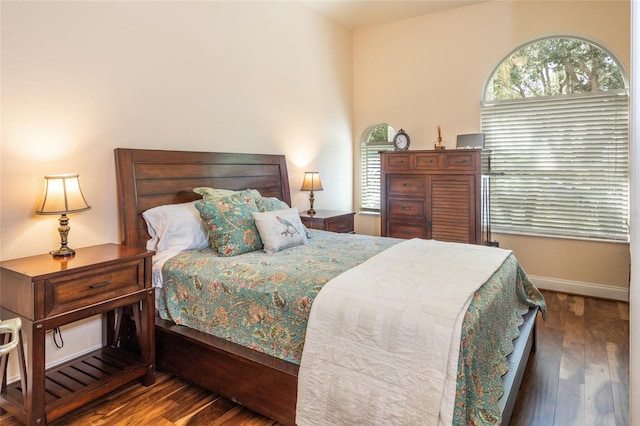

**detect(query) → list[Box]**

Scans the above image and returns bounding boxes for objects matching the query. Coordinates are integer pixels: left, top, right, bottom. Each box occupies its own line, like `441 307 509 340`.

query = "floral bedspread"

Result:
453 253 546 424
158 230 401 363
158 230 546 424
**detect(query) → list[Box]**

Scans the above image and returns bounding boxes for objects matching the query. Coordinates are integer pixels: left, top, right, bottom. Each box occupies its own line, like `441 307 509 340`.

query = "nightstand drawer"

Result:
325 215 354 233
299 210 355 234
45 259 145 316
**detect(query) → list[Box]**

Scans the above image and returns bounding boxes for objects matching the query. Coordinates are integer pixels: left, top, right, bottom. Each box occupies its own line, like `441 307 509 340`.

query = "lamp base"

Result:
51 213 75 257
51 246 76 257
307 191 316 216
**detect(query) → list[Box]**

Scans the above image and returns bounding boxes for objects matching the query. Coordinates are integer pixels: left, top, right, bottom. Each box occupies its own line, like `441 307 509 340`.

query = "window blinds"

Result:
360 141 393 212
481 90 629 241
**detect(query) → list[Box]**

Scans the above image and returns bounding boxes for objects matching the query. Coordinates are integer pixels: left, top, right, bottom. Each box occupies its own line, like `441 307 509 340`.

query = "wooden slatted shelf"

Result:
2 347 147 423
3 347 146 423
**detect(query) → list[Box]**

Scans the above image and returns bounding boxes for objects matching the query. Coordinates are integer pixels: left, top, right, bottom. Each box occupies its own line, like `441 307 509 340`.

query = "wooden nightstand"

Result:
0 244 155 425
299 210 355 234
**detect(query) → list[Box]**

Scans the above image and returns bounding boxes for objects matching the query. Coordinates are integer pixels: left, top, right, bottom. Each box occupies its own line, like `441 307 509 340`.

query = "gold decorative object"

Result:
435 125 446 150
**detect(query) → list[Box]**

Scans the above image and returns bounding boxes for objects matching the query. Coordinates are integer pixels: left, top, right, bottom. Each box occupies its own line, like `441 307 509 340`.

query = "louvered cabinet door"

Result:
428 175 478 244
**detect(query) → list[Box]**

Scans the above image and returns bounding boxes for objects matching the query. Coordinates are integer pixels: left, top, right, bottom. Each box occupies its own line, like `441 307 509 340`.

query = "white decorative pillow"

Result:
142 201 209 253
252 208 308 254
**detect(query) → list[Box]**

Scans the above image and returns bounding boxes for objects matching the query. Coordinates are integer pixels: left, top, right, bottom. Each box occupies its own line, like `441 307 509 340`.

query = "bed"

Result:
114 148 545 425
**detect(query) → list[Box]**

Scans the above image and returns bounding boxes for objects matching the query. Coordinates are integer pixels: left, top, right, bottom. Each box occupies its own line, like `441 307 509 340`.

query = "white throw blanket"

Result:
296 239 511 426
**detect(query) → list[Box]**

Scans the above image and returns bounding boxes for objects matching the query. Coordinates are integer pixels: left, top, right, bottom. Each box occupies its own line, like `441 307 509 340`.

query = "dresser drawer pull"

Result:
90 281 111 289
402 206 412 210
402 183 411 187
402 230 412 235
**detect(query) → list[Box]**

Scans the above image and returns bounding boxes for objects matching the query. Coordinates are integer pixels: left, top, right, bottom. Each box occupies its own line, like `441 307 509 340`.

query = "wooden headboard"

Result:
114 148 291 249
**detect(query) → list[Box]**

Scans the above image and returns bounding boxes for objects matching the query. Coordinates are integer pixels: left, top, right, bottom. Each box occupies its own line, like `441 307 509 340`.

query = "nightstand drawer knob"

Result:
90 281 111 289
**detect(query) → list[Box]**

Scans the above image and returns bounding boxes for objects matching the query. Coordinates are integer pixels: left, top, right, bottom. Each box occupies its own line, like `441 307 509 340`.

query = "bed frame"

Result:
114 148 537 425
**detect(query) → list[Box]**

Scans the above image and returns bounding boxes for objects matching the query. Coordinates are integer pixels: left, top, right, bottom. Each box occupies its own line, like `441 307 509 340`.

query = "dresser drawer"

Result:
325 215 354 233
414 153 441 170
45 259 145 316
387 175 425 196
388 199 425 218
383 153 412 171
387 221 427 239
443 152 476 171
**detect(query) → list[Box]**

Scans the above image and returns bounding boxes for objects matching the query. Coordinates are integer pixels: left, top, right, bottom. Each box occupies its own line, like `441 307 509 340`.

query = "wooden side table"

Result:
0 244 155 425
299 210 355 234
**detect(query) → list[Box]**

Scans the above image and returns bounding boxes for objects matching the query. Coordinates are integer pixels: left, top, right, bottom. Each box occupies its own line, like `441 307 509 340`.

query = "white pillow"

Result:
252 208 307 254
142 201 209 253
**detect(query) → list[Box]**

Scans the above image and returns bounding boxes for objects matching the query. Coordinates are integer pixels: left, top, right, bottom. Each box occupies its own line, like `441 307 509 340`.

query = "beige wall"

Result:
0 0 353 261
353 0 631 292
0 0 352 366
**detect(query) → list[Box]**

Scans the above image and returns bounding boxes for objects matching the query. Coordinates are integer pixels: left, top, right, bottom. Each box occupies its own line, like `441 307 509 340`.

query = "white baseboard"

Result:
530 275 629 302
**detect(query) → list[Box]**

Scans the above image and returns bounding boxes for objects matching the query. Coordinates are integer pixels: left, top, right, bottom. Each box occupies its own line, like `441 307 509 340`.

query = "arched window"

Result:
360 123 396 212
482 37 629 241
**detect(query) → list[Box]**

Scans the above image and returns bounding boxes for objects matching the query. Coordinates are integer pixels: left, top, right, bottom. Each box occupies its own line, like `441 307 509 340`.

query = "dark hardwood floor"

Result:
0 290 629 425
509 291 629 426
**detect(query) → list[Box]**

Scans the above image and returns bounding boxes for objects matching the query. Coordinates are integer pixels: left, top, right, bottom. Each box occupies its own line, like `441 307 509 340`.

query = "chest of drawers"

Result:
381 150 482 244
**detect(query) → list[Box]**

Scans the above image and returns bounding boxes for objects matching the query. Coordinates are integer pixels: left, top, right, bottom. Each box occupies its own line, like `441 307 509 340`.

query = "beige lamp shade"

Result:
301 172 323 192
37 174 91 214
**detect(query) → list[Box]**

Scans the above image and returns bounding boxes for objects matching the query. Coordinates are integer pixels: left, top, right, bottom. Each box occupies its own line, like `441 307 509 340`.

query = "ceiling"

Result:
301 0 485 30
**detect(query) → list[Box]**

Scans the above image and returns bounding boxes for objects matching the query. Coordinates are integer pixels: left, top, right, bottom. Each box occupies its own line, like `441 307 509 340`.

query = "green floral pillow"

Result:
194 187 261 203
195 190 263 256
256 196 289 212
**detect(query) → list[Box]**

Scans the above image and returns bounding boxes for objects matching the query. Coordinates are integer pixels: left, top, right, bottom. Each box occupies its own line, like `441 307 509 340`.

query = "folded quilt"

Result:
296 239 512 425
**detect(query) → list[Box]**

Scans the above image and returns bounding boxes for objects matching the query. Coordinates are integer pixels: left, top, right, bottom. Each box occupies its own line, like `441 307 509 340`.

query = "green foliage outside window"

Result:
487 38 625 100
368 124 393 143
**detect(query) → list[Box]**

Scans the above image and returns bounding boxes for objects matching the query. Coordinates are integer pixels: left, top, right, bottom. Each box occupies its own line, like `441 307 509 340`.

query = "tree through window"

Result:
487 38 625 99
482 37 629 241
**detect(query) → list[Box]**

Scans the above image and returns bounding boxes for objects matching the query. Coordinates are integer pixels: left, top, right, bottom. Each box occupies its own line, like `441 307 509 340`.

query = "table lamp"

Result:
301 172 323 215
36 174 91 257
